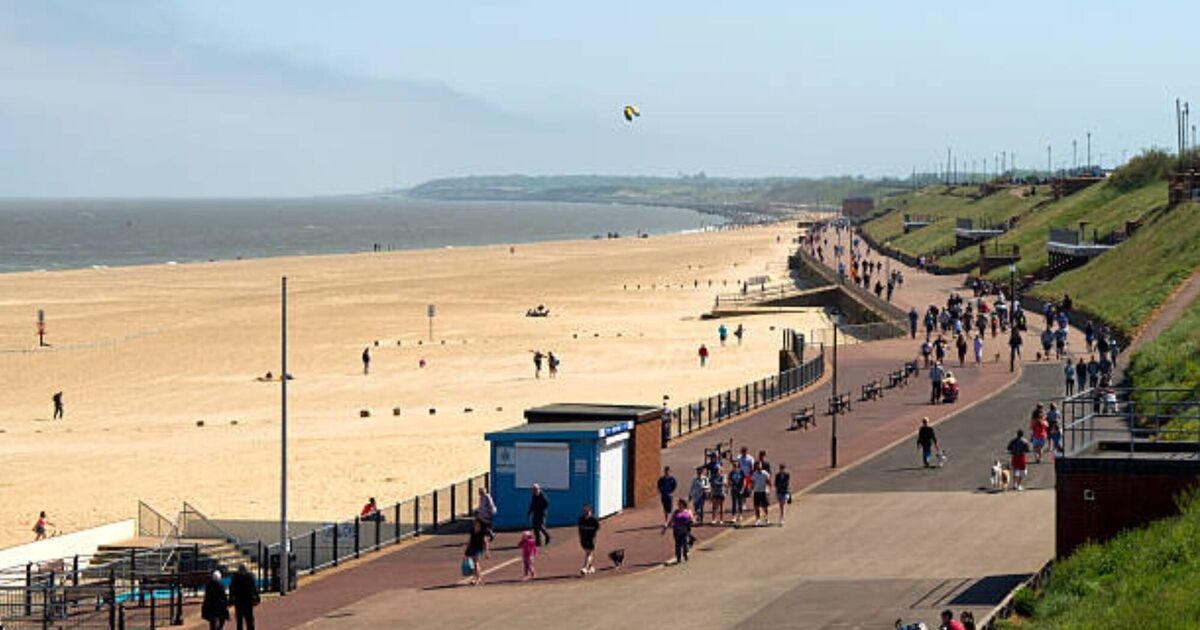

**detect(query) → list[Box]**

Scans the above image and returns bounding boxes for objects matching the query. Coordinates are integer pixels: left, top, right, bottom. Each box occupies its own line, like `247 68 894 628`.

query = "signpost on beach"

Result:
36 309 46 347
427 304 436 342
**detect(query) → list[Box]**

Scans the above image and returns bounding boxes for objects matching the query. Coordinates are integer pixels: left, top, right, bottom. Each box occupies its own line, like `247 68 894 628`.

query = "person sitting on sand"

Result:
360 497 384 522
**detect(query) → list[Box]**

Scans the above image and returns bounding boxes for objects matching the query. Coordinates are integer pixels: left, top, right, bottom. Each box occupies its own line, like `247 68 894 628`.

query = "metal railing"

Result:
1061 387 1200 457
807 319 909 345
663 348 825 443
262 473 490 592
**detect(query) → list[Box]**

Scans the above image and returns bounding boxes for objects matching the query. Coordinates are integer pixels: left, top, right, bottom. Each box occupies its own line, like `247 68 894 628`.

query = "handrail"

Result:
180 501 240 544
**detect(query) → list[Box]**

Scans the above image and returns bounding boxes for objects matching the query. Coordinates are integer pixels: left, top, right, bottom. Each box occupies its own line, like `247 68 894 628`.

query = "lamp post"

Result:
1008 264 1017 373
280 276 290 595
830 307 841 468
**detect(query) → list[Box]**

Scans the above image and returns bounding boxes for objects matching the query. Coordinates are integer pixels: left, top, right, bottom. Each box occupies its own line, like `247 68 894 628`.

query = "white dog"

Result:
990 460 1011 492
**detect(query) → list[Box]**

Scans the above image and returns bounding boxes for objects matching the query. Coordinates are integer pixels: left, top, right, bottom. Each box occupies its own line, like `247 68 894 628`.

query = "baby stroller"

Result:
941 372 960 403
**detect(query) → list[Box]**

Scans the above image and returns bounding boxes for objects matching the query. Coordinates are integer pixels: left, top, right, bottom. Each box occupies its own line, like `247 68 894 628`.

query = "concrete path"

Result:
284 365 1058 630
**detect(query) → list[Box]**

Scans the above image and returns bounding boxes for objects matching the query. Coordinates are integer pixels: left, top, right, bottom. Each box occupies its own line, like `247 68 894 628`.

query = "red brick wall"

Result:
628 420 662 507
1056 457 1200 558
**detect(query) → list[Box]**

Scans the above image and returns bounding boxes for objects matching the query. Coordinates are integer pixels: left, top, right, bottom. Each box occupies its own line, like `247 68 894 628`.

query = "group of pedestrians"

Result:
531 350 561 379
699 323 746 367
200 565 261 630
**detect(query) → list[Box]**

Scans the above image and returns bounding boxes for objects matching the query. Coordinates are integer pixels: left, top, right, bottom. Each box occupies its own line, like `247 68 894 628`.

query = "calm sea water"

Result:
0 197 721 273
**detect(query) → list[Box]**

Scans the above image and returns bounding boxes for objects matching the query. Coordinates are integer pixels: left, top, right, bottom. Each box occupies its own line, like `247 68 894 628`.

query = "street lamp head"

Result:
1009 264 1017 274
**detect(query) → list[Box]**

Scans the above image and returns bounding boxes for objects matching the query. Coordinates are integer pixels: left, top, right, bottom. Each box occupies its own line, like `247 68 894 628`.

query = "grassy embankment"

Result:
998 492 1200 629
860 185 1048 261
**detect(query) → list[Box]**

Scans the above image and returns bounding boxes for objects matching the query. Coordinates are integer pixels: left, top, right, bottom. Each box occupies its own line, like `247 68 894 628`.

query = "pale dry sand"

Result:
0 224 829 548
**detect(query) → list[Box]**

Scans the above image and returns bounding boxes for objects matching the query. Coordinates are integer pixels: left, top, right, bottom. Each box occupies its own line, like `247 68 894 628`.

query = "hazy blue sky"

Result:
0 0 1195 196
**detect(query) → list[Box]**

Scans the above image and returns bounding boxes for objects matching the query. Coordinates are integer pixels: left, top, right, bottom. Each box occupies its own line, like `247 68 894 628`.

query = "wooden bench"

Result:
789 405 817 431
860 380 883 401
888 369 908 388
827 392 851 415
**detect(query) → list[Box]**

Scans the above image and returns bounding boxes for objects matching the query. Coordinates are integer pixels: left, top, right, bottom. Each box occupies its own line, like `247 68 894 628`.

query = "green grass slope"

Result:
999 492 1200 629
1128 297 1200 410
1029 202 1200 337
980 180 1168 281
860 186 1048 260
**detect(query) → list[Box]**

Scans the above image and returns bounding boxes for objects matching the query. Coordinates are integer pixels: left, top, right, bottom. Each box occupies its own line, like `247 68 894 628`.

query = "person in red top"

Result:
698 344 709 367
360 497 383 522
1029 404 1049 464
940 609 966 630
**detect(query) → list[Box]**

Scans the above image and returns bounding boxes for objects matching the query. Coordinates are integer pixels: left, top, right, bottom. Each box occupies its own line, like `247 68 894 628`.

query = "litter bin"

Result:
269 552 297 592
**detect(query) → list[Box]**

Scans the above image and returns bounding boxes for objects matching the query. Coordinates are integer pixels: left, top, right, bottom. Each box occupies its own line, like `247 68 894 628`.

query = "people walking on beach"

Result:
657 466 677 518
33 511 53 540
532 350 544 379
52 391 63 419
463 518 489 585
1064 360 1076 396
361 347 370 375
698 344 709 367
689 467 710 525
475 487 497 542
929 362 945 405
774 464 791 525
547 352 559 378
734 324 744 345
718 324 728 346
751 462 772 526
916 417 939 468
663 498 694 564
230 564 260 630
577 504 600 575
728 461 747 524
528 484 551 547
518 530 539 581
1007 430 1032 491
201 570 229 630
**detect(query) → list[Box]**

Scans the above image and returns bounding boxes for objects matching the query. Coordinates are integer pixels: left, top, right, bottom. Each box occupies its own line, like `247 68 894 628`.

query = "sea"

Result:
0 197 722 274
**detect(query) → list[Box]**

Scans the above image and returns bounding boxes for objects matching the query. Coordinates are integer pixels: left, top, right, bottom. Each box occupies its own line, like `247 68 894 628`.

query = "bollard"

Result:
413 496 421 537
308 531 316 571
354 517 361 559
468 478 475 514
450 483 457 523
394 503 402 543
332 525 339 567
433 490 440 529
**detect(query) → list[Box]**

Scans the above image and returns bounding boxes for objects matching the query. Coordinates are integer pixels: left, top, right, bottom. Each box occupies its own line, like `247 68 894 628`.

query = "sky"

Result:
0 0 1195 196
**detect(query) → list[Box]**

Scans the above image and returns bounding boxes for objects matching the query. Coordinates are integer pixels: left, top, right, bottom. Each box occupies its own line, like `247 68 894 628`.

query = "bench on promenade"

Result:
888 369 908 388
860 380 883 401
828 392 851 415
789 405 817 431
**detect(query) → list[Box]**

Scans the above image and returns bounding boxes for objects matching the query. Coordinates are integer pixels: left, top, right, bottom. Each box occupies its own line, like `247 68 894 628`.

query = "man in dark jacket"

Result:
201 570 229 630
916 417 939 467
657 467 677 518
229 564 260 630
528 484 551 547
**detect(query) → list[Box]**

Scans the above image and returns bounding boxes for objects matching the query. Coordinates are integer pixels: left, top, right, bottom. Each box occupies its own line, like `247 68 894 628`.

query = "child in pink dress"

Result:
518 530 539 580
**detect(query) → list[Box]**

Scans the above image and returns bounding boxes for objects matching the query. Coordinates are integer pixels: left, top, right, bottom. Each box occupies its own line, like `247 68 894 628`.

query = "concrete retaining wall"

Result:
0 519 135 581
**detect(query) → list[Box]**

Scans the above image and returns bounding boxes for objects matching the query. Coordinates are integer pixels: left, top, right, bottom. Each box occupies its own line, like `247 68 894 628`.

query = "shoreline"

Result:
0 198 735 277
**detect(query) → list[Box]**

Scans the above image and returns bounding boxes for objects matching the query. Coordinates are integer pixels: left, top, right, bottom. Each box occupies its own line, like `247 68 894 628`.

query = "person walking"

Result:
361 347 370 376
662 498 694 564
1030 405 1049 464
909 307 919 339
929 362 946 405
1009 327 1023 361
547 352 559 378
972 333 984 365
708 462 726 524
688 467 710 525
528 484 550 547
955 334 968 366
532 350 544 379
1007 430 1032 491
463 518 489 585
718 324 728 346
734 324 744 345
1064 359 1076 396
728 462 746 525
751 462 772 526
774 464 791 525
32 511 53 541
52 392 64 419
475 487 497 542
916 417 939 468
577 505 600 575
229 564 260 630
1075 357 1088 393
940 609 967 630
698 344 709 367
518 530 539 581
657 467 677 519
200 571 230 630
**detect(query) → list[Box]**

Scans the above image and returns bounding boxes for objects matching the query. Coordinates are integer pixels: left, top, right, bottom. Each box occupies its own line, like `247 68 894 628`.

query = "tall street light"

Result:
280 276 290 595
1008 264 1017 373
829 306 842 468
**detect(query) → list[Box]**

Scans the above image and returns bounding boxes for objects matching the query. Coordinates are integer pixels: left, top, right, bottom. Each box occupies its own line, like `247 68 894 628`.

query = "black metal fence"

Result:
1061 386 1200 456
663 348 825 443
261 473 489 591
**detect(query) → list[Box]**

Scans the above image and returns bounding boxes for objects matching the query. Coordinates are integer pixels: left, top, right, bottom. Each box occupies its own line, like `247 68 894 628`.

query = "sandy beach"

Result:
0 223 829 548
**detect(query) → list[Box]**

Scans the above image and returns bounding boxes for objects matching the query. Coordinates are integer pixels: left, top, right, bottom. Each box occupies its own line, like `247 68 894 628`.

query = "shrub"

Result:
1011 586 1038 618
1108 149 1172 191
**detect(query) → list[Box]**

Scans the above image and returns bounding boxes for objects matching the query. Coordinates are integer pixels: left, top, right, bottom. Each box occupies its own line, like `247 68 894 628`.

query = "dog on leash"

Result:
990 460 1011 492
935 449 948 467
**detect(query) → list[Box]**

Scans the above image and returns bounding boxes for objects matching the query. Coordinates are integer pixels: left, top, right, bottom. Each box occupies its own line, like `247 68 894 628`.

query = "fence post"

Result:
109 569 117 630
374 511 381 550
332 524 339 567
394 503 402 543
433 490 440 530
72 554 79 586
413 496 421 537
354 516 361 559
753 381 759 407
451 483 458 523
24 562 32 616
468 478 475 515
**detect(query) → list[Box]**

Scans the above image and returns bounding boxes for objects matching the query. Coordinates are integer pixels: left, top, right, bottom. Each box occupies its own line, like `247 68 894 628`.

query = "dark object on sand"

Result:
360 409 370 418
393 407 401 416
608 548 625 568
429 408 436 415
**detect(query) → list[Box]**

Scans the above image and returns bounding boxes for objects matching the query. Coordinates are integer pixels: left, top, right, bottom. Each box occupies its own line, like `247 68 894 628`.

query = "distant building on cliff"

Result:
841 196 875 219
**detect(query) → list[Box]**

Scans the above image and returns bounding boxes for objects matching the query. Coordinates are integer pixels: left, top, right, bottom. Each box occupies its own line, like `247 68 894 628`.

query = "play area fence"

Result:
664 348 825 443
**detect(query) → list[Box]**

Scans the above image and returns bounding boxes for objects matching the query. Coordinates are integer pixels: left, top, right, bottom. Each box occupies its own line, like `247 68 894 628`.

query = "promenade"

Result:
192 244 1061 629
